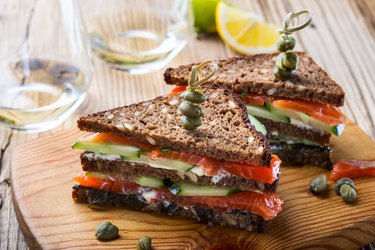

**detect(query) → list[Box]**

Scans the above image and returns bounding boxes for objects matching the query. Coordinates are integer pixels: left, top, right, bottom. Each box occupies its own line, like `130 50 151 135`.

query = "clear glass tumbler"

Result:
0 0 92 132
80 0 191 74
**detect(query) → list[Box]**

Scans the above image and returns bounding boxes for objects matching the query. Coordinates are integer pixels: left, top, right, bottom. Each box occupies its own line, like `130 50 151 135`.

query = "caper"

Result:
137 236 152 250
180 116 202 130
276 35 296 52
281 51 297 70
273 66 293 81
275 53 286 70
340 184 357 203
95 221 119 241
334 177 355 195
181 90 206 103
178 101 203 118
310 174 327 195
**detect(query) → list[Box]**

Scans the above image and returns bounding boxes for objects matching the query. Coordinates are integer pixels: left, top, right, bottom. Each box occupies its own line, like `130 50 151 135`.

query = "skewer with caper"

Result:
274 10 312 80
179 60 218 130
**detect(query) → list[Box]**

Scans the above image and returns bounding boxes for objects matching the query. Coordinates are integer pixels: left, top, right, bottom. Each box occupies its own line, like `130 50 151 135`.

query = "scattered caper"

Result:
95 221 119 241
181 90 206 103
281 51 297 70
334 177 355 195
178 101 203 118
137 236 152 250
161 147 170 153
310 174 327 195
340 184 357 204
276 35 296 52
180 116 202 130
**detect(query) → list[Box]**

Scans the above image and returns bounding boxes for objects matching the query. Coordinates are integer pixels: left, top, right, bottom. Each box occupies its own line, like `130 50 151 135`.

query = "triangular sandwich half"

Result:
72 84 283 232
164 52 346 169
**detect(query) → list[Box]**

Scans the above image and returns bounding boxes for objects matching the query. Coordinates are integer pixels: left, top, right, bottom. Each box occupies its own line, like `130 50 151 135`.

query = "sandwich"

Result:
164 52 346 169
72 84 283 232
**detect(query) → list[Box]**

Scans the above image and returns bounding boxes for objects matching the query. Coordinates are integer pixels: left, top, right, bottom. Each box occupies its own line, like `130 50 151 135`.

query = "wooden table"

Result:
1 0 375 249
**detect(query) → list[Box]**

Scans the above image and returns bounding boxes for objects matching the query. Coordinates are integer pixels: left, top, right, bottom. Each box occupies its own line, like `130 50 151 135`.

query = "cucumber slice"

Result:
246 104 290 123
248 114 267 135
72 141 140 159
177 183 240 196
267 102 299 120
164 180 240 196
136 176 164 188
268 103 345 136
85 172 108 179
300 113 345 136
143 155 194 173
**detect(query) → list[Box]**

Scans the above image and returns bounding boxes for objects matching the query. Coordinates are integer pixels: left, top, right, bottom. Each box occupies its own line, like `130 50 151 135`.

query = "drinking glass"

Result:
80 0 191 74
0 0 92 132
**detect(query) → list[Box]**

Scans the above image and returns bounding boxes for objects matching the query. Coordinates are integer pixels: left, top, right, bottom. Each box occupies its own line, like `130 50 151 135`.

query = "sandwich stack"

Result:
72 84 283 232
164 52 346 169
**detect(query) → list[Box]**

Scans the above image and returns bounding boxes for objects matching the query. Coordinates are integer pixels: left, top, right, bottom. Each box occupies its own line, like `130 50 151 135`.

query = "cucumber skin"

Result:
248 114 267 135
164 179 181 195
72 141 140 159
246 104 290 123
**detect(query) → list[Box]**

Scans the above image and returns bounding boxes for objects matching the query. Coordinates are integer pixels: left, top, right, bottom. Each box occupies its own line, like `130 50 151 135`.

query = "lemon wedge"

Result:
216 2 279 54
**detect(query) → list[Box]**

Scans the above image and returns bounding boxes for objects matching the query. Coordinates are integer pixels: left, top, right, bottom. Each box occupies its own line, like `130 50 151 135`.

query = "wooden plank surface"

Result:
9 121 375 249
1 0 375 249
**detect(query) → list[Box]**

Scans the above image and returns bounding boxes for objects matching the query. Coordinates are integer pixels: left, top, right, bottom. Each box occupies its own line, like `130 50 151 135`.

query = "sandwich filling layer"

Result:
73 185 268 232
73 132 281 185
168 86 345 138
73 171 283 220
241 93 345 137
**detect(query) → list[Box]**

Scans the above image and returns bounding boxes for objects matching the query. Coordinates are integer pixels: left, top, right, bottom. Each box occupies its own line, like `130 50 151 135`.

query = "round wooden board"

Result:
11 120 375 250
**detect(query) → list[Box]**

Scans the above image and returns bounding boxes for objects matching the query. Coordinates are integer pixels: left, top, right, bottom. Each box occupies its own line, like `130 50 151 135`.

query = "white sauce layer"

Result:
290 118 324 134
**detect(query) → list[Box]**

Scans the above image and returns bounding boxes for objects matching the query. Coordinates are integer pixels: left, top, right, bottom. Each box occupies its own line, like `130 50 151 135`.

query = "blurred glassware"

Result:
80 0 191 74
0 0 92 132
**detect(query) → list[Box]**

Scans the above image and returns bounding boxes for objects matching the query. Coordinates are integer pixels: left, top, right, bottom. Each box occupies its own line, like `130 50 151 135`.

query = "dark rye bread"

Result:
78 84 271 166
164 52 345 106
270 143 332 169
72 185 267 232
81 152 279 193
256 117 331 145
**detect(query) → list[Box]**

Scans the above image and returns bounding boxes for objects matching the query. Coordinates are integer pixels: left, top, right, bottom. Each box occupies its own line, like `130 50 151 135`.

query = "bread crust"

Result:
164 52 345 106
270 143 332 169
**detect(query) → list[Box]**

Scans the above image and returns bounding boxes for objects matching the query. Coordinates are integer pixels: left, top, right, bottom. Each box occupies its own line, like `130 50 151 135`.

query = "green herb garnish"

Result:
274 10 312 80
161 147 171 153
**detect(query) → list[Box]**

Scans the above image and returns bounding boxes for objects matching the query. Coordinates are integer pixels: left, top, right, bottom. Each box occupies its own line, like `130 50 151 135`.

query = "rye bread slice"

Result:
78 84 271 166
81 152 279 193
256 117 331 145
72 185 267 232
164 52 345 106
270 143 332 169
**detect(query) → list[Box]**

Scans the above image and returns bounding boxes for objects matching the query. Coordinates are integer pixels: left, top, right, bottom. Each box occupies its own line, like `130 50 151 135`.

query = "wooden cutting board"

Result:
11 120 375 250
